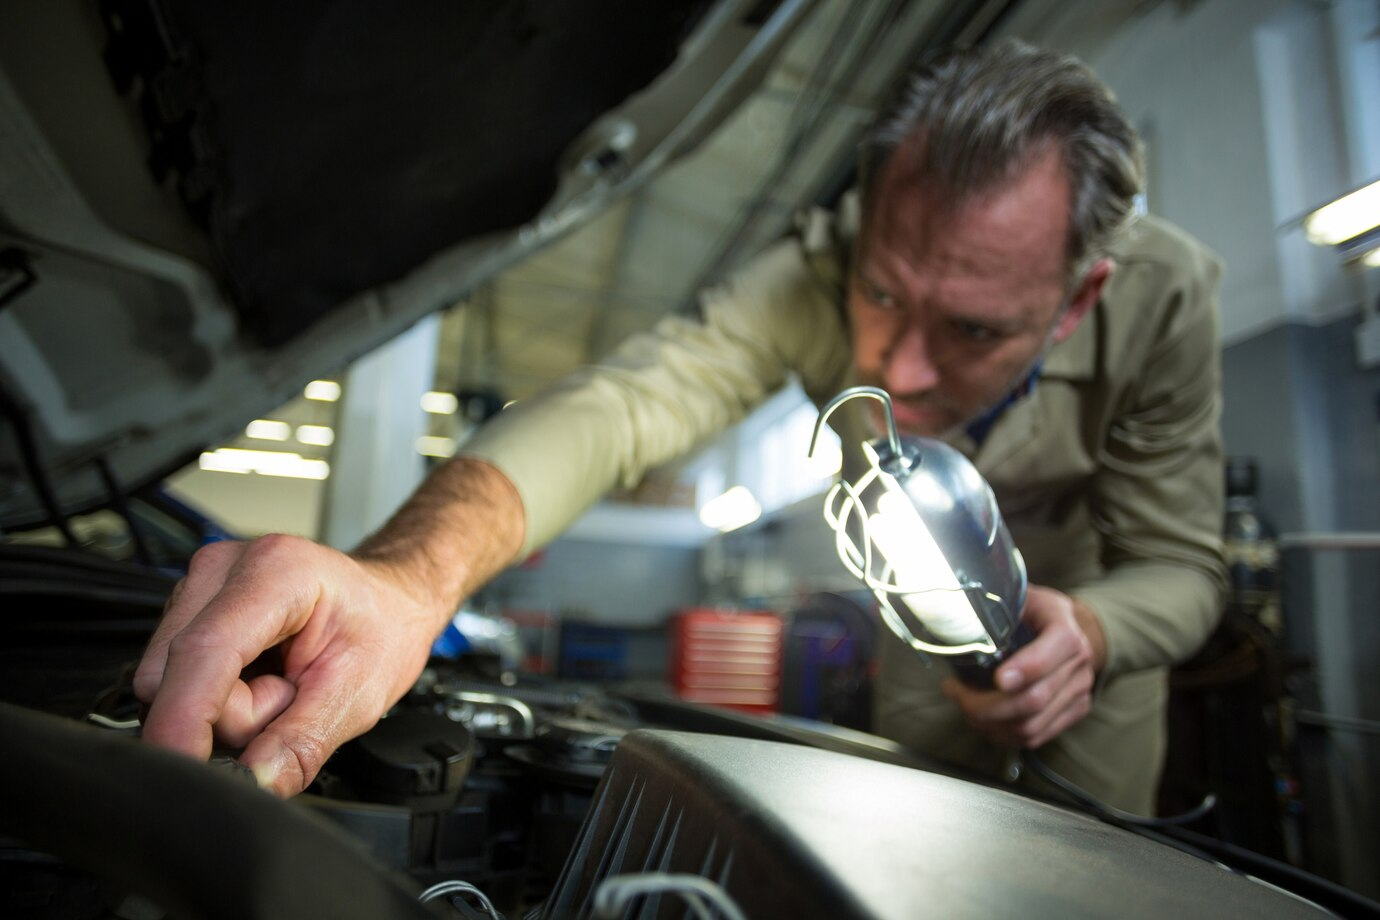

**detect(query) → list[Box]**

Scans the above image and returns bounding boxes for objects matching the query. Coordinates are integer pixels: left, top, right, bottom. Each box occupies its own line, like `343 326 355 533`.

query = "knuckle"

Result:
166 625 227 661
287 732 330 788
247 532 304 560
131 665 159 703
1073 637 1092 666
189 539 241 575
183 697 226 734
1075 695 1092 719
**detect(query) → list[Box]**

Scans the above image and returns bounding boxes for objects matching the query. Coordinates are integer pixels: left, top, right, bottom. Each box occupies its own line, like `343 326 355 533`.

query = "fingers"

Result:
1022 670 1093 747
999 655 1094 747
944 657 1093 749
992 587 1090 693
943 584 1097 749
139 537 324 759
238 651 387 796
131 533 437 796
211 674 298 750
133 540 245 705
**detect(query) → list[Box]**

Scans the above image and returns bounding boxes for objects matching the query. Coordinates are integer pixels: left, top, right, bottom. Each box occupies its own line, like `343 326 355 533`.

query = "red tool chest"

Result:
669 608 783 714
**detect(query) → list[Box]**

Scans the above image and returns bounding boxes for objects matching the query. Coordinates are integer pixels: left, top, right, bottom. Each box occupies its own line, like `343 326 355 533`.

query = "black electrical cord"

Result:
1144 825 1380 919
96 456 155 567
0 384 78 545
1021 749 1218 828
1011 752 1380 916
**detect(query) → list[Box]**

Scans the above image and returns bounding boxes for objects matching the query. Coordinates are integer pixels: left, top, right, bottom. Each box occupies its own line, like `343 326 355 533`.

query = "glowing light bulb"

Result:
868 487 988 644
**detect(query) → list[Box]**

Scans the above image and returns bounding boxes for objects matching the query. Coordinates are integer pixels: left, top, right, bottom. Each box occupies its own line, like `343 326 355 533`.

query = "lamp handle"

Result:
809 386 903 464
949 620 1035 688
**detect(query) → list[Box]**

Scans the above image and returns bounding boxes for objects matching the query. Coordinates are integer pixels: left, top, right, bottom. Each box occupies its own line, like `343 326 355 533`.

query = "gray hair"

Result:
860 39 1144 277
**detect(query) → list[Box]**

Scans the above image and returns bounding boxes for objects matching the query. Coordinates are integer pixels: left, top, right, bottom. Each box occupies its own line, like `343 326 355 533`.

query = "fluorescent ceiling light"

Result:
1364 247 1380 269
416 435 457 458
245 419 291 441
1303 179 1380 246
699 485 762 532
421 391 459 415
199 448 330 480
296 424 335 446
304 380 342 402
198 457 248 475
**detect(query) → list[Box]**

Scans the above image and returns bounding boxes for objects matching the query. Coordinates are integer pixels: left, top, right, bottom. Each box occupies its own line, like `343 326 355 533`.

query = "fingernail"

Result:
249 760 279 792
997 668 1023 691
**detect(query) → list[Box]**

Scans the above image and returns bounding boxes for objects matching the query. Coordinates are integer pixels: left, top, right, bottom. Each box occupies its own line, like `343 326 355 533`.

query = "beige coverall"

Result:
462 210 1228 814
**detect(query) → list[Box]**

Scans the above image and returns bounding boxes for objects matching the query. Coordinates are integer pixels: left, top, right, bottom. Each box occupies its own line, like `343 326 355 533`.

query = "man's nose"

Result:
883 320 941 394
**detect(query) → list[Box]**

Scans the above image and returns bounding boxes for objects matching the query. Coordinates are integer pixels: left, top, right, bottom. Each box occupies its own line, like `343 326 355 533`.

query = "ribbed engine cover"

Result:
538 730 1328 919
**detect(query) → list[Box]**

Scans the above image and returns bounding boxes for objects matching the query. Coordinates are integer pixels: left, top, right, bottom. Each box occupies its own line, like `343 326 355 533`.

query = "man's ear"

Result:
1052 257 1113 343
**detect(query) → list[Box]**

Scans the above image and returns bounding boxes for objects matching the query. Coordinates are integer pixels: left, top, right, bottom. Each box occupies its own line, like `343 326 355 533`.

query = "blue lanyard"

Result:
965 360 1043 446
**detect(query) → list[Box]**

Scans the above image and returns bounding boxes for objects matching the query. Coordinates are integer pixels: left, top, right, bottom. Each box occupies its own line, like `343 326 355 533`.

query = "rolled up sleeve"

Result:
460 240 851 557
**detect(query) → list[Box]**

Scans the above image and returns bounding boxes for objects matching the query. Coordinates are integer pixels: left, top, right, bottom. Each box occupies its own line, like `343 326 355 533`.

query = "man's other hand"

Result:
133 535 445 797
941 585 1106 750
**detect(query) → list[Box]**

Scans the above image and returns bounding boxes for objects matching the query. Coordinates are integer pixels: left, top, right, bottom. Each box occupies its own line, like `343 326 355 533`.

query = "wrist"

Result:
348 552 456 634
352 457 526 630
1070 596 1108 674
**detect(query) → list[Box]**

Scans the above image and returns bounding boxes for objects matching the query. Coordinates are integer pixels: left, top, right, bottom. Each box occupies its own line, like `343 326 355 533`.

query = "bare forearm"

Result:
352 457 526 629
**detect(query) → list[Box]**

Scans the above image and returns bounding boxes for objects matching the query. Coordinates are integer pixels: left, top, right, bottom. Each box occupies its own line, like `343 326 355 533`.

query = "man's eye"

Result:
863 283 896 309
952 319 999 342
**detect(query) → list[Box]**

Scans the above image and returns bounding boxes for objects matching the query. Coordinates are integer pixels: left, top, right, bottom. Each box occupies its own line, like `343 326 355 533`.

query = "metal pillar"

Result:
320 315 439 550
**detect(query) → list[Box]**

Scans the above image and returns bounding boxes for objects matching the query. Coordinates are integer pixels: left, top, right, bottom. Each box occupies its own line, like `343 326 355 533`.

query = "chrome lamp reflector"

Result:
810 387 1029 674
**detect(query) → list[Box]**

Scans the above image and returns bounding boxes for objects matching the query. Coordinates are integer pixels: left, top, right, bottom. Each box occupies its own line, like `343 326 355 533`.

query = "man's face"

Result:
849 145 1102 438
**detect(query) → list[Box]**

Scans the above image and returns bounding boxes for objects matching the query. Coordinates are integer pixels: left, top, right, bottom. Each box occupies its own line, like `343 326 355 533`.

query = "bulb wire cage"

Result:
809 386 1019 659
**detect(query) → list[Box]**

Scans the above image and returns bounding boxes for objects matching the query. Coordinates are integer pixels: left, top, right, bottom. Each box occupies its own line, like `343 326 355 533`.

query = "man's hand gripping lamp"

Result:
809 386 1032 687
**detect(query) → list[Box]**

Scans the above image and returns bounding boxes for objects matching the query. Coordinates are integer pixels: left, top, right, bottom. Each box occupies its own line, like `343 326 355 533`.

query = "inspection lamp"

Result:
809 386 1031 686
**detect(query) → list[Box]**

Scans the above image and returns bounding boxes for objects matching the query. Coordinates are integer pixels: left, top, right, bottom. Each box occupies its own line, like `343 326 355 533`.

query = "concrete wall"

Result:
1004 0 1365 341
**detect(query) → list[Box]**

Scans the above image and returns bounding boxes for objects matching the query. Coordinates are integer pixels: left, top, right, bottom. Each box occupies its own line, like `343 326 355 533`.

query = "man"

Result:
134 40 1225 814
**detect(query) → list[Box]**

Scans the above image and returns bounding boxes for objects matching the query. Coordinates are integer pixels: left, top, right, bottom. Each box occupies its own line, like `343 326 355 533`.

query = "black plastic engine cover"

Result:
329 707 476 808
538 730 1331 919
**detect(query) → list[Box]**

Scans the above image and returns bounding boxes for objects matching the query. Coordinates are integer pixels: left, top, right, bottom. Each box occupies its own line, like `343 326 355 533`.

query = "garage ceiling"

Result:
228 0 1166 484
431 0 1018 404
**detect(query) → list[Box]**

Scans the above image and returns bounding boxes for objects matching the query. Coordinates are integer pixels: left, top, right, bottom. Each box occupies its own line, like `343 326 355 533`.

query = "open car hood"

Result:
0 0 817 529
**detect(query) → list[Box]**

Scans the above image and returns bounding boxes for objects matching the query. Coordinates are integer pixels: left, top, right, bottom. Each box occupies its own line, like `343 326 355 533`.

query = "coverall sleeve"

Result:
1071 239 1228 679
459 239 851 557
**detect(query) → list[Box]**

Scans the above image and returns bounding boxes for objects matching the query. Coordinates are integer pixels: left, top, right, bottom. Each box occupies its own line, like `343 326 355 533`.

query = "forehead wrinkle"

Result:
864 199 1047 309
863 145 1073 299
